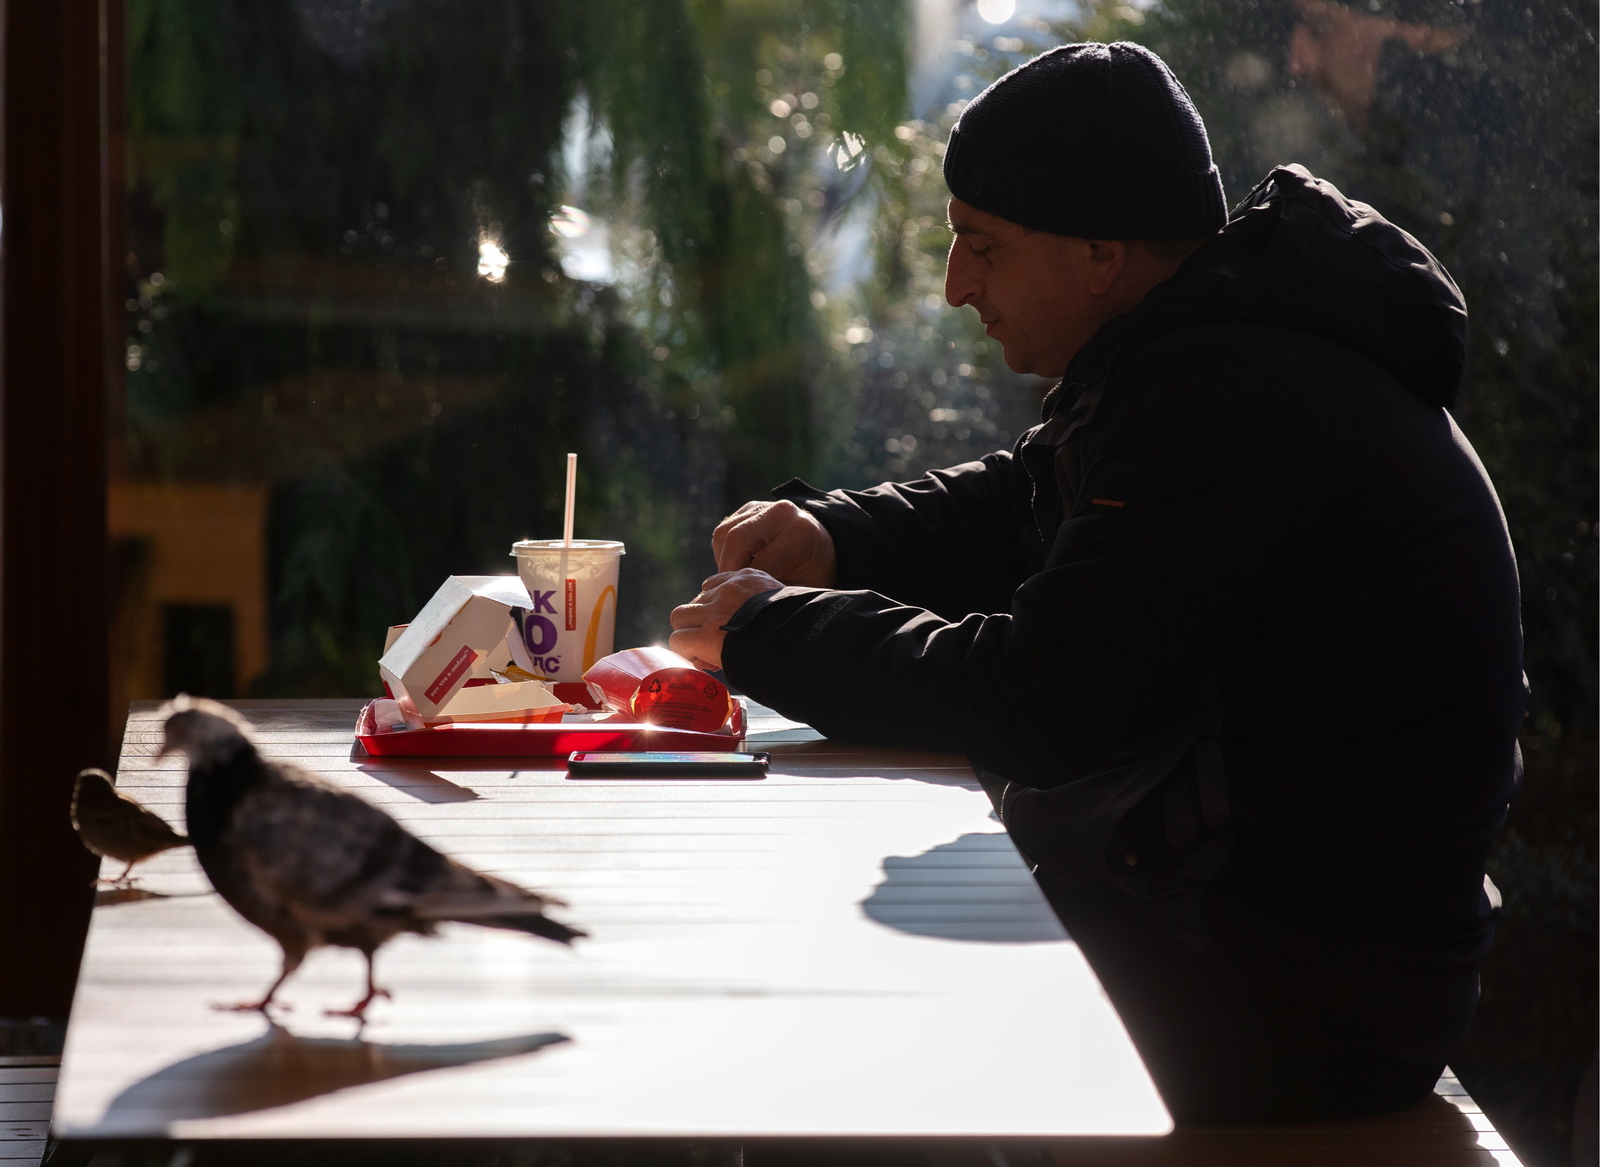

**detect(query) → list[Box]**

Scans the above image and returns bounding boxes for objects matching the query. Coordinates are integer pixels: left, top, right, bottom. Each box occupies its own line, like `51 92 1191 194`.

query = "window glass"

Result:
117 3 1593 1156
118 0 1592 728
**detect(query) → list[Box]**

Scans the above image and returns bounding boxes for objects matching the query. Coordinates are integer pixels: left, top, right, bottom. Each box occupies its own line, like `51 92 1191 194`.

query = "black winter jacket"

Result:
721 166 1526 1063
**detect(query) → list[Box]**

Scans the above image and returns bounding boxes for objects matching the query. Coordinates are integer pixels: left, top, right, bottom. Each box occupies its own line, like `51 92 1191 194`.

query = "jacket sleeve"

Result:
771 443 1040 622
724 347 1334 785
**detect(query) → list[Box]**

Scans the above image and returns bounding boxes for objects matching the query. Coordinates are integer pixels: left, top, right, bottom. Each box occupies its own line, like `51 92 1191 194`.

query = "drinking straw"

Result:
563 452 577 547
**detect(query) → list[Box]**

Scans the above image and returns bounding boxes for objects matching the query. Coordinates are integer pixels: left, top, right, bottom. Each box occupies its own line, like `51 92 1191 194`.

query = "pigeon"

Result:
160 695 584 1019
71 768 190 886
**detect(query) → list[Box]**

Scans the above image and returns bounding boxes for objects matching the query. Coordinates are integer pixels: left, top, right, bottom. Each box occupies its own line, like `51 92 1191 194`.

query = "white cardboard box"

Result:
379 576 544 727
425 680 566 723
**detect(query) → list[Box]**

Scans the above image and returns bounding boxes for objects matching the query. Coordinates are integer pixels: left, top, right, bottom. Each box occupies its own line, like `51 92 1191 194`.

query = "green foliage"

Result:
126 0 242 289
576 0 714 267
829 0 910 150
570 0 912 501
368 0 571 263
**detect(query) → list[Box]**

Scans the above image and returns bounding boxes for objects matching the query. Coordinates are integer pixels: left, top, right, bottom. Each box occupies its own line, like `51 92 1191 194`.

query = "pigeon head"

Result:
159 695 258 763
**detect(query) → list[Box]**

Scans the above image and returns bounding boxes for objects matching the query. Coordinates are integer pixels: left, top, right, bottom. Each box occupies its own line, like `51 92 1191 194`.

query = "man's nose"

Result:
945 240 978 309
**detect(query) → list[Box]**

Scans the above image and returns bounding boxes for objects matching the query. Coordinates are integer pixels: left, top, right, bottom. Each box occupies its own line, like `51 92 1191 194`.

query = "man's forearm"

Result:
719 584 1042 764
772 455 1037 620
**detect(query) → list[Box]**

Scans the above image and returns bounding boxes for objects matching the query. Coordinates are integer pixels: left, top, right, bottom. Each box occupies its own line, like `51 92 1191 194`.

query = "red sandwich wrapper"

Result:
582 647 732 733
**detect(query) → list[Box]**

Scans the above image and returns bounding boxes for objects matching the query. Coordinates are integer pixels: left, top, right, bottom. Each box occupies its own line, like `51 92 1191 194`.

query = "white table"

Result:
52 699 1169 1149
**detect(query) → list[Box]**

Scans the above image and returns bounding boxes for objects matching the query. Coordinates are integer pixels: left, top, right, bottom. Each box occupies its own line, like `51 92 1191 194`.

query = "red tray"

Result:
354 698 747 758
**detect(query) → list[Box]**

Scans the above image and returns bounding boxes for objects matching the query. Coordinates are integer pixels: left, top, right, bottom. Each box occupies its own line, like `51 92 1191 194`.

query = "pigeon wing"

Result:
227 763 451 936
226 760 582 947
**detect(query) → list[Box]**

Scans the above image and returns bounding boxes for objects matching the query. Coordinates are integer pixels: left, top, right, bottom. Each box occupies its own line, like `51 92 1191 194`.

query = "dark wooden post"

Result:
0 0 122 1020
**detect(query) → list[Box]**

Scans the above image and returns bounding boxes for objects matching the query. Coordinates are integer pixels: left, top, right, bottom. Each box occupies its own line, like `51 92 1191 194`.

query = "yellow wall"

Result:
108 481 269 714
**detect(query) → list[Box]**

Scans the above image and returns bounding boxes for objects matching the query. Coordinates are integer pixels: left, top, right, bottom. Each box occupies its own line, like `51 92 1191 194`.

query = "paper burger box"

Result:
380 619 528 700
380 575 543 728
425 679 567 724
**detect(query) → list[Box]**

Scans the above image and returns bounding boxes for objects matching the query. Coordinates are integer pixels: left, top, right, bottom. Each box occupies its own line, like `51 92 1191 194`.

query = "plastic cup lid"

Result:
511 539 625 555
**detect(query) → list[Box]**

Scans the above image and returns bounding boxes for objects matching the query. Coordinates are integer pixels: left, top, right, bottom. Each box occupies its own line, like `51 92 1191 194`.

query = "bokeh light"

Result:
476 235 509 282
550 205 591 239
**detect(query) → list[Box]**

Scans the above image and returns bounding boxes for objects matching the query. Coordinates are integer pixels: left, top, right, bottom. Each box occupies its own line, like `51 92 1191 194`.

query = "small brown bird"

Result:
160 696 584 1019
71 768 190 886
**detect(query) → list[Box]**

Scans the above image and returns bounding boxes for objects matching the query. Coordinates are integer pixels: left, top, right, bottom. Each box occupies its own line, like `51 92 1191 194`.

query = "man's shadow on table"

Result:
99 1023 569 1124
859 832 1069 943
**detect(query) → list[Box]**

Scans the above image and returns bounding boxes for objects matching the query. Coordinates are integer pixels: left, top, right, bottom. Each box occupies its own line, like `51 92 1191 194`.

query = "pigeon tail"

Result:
467 912 586 945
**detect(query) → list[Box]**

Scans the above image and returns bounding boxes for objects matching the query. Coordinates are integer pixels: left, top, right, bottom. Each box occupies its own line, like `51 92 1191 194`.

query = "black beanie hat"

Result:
943 42 1227 240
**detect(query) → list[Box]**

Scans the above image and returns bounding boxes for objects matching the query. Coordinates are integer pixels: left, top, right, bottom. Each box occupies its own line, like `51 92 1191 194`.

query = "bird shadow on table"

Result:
860 833 1069 943
99 1022 570 1124
355 764 482 802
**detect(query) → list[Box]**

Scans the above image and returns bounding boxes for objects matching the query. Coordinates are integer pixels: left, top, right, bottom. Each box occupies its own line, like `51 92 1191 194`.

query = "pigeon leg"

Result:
215 950 303 1014
94 861 138 888
325 951 391 1020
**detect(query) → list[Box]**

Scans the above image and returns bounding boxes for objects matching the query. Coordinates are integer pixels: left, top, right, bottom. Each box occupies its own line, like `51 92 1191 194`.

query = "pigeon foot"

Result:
92 873 141 888
325 987 391 1020
212 997 291 1015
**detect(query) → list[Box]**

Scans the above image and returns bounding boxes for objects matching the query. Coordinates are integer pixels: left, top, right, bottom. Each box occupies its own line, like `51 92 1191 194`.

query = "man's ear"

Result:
1085 239 1129 297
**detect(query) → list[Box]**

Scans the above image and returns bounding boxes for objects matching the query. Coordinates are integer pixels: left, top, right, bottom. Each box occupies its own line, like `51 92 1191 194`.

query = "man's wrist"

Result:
719 584 792 632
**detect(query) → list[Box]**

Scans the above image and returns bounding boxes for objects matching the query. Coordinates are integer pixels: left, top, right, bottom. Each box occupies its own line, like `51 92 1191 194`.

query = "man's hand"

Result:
713 500 837 587
668 568 785 671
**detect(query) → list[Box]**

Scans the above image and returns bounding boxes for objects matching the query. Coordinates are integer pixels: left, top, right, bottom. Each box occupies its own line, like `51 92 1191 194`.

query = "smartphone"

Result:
566 750 770 778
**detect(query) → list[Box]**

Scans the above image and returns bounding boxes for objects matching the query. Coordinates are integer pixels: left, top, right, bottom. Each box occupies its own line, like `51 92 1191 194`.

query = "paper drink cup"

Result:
583 646 732 733
510 539 625 683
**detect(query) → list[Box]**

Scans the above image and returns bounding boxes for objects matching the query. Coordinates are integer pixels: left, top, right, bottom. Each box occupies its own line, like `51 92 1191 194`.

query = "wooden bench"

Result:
0 1056 57 1166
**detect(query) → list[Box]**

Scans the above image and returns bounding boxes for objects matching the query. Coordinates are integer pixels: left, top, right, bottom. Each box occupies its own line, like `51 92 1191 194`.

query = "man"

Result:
670 42 1524 1125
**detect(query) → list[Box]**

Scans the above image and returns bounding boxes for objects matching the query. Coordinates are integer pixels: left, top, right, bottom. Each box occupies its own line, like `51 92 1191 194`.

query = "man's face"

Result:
944 198 1103 378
